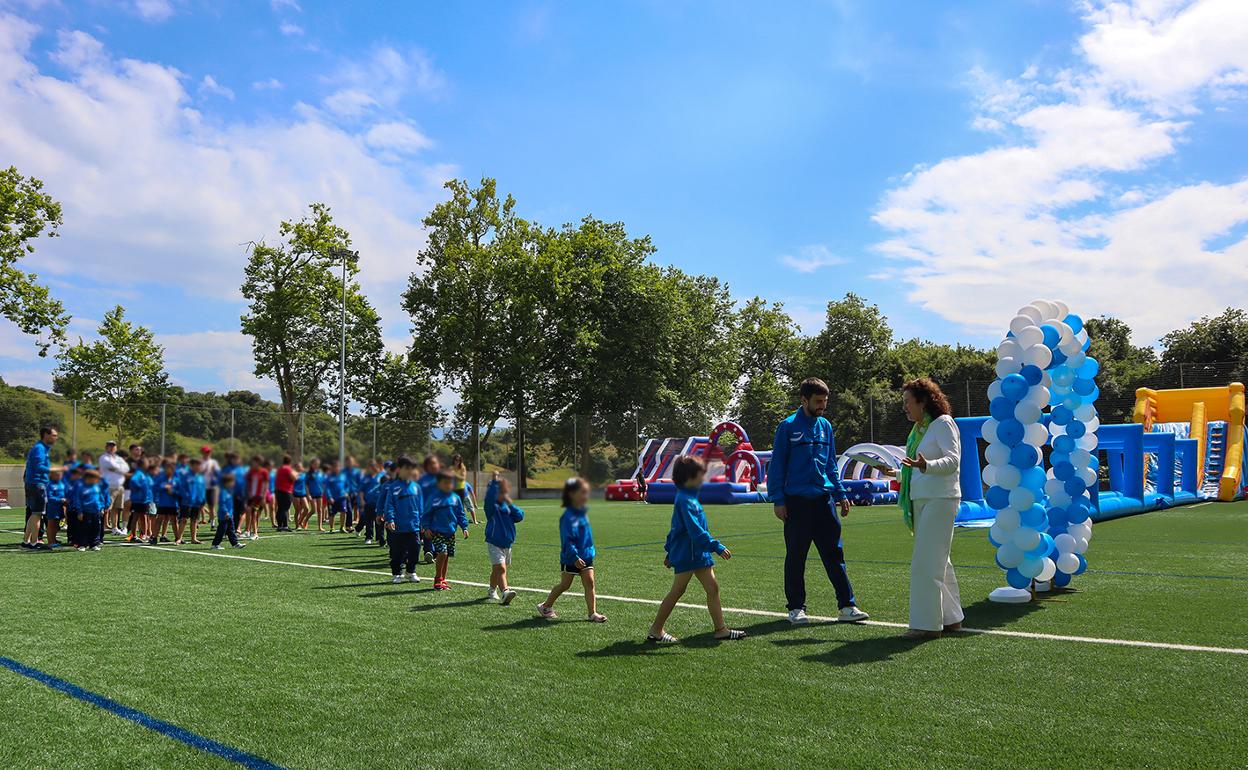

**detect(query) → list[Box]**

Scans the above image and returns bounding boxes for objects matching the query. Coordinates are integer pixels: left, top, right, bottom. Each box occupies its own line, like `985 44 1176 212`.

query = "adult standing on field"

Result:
767 377 869 625
200 445 221 526
883 377 964 640
22 425 57 549
99 440 130 536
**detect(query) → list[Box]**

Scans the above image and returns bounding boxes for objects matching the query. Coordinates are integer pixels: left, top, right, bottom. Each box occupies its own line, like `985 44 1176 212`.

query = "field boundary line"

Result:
138 545 1248 656
0 656 287 769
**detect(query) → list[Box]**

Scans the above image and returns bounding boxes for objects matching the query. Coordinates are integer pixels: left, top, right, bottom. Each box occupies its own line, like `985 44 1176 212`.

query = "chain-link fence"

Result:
2 361 1243 494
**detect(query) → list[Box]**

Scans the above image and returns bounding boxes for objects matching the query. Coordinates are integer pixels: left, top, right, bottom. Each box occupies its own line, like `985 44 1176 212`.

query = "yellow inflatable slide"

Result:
1133 383 1246 501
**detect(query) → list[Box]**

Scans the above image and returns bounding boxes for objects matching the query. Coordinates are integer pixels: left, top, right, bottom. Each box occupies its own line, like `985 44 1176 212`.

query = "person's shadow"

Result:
576 619 795 658
409 598 486 612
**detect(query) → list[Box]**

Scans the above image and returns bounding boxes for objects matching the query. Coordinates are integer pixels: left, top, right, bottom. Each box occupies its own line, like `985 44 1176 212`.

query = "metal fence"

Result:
1 361 1242 494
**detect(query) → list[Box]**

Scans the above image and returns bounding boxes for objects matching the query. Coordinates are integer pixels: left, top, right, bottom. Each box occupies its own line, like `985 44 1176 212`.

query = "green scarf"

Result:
900 414 931 533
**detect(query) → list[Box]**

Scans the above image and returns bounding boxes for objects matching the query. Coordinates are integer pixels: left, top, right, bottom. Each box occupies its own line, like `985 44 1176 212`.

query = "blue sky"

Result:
1 0 1246 401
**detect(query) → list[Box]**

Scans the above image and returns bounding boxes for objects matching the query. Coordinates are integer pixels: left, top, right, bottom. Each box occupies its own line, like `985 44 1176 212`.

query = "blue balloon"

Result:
1053 571 1072 587
1066 314 1084 334
1053 434 1076 454
986 485 1011 510
1066 421 1087 439
1040 324 1060 348
1054 461 1075 481
1075 554 1088 575
1051 406 1073 426
1010 443 1039 468
1078 357 1100 379
1073 378 1095 397
1020 364 1043 386
1086 384 1100 403
1081 337 1091 352
988 530 1001 547
990 396 1016 421
1064 477 1087 496
1067 503 1090 524
1051 348 1068 368
1022 467 1047 491
994 553 1007 569
1001 373 1029 401
1028 534 1055 558
1006 567 1030 589
998 419 1025 447
1021 504 1047 528
1050 451 1071 468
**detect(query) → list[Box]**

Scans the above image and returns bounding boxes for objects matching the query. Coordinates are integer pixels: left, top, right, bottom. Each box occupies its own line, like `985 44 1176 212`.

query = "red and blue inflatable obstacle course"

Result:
626 421 772 505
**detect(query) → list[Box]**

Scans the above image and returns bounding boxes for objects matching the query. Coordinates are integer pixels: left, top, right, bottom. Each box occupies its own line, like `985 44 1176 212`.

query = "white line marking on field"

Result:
137 545 1248 656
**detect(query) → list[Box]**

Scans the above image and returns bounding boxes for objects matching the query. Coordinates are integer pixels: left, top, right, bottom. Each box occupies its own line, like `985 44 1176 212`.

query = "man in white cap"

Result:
99 440 131 536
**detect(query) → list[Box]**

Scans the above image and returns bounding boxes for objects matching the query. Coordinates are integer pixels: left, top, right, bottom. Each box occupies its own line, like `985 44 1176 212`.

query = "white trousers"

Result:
909 497 964 632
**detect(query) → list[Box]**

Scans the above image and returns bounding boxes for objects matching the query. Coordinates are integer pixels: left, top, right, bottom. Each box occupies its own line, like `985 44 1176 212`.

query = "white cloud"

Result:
270 0 301 11
364 121 432 154
156 330 276 397
197 75 234 100
131 0 174 22
251 77 283 91
872 0 1248 342
779 244 846 273
321 45 444 118
279 22 303 37
323 88 377 117
0 15 456 382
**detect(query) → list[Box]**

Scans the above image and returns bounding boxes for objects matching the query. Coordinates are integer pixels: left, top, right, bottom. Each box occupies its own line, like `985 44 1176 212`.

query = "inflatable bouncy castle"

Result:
604 421 772 504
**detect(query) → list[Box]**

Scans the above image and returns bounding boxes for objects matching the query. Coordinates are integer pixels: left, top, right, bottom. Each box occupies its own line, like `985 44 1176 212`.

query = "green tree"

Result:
729 298 803 447
1159 308 1248 380
403 178 520 475
0 166 69 356
362 352 444 458
801 293 894 446
240 203 383 460
52 306 170 445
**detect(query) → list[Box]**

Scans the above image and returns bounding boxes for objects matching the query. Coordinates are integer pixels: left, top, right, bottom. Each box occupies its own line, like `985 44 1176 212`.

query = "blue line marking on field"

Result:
0 656 286 770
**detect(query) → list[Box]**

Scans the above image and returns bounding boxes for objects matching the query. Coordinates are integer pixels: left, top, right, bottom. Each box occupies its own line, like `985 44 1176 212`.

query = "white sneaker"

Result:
90 545 101 551
486 588 499 601
211 545 223 550
364 538 373 545
788 608 810 626
407 572 420 583
392 575 403 584
500 589 517 606
118 528 128 536
838 605 870 623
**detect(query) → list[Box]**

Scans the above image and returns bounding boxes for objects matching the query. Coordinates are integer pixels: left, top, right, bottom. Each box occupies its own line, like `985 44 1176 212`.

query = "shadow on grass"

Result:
409 598 487 612
356 587 436 598
799 635 931 666
311 581 395 590
576 619 790 658
481 617 556 632
958 597 1045 632
576 640 679 658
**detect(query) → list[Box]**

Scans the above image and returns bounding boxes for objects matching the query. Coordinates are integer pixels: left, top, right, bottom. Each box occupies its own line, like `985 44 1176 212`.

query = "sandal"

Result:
587 613 608 623
714 629 747 641
646 631 679 643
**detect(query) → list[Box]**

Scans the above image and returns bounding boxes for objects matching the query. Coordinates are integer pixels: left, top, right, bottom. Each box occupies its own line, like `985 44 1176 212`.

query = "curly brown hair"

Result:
902 377 952 419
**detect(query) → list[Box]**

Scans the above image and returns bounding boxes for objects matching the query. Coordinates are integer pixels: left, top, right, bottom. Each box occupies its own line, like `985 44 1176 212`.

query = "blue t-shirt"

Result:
293 472 307 497
665 487 725 573
25 441 51 487
559 507 595 565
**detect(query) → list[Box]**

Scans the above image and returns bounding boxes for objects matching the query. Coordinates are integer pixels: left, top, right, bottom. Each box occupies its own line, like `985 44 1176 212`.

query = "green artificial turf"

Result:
1 499 1245 769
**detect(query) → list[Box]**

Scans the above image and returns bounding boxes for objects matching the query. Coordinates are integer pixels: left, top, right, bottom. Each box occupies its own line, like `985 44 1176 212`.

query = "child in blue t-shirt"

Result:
484 472 524 604
45 468 67 548
211 473 244 549
324 461 348 533
537 477 606 623
423 471 469 590
647 455 743 643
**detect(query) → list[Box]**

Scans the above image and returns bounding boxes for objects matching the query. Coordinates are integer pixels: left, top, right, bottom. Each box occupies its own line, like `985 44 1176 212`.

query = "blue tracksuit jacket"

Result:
665 487 725 573
766 409 848 506
559 507 595 565
483 480 524 549
424 488 468 536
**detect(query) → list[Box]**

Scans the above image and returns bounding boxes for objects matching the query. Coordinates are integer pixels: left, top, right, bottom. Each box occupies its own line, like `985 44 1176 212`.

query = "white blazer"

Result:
909 414 961 500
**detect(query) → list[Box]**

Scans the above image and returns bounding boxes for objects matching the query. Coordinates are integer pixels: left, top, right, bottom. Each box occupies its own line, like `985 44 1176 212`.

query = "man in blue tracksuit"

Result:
767 377 869 626
22 426 57 549
383 456 423 583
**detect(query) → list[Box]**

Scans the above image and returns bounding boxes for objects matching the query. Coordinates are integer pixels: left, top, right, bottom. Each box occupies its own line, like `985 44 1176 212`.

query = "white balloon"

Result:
987 379 1004 401
997 543 1024 568
1024 422 1049 447
1075 329 1089 345
1010 315 1033 336
1074 403 1097 422
1024 385 1050 407
1037 557 1057 582
1073 536 1089 555
1077 467 1097 487
1017 326 1044 349
1077 434 1099 451
1013 527 1041 551
1020 557 1044 579
1053 321 1073 341
1045 478 1066 498
1022 344 1053 369
997 339 1022 360
1086 417 1101 434
1019 305 1043 325
985 443 1011 466
1057 551 1080 574
1054 533 1077 553
1009 487 1036 510
1041 371 1053 387
1059 338 1082 357
982 465 997 487
1072 521 1093 540
1050 490 1072 507
995 508 1021 530
996 357 1022 378
1071 449 1093 468
1014 401 1042 424
982 418 1000 444
1053 300 1069 319
1030 300 1055 320
1066 350 1087 369
996 465 1022 490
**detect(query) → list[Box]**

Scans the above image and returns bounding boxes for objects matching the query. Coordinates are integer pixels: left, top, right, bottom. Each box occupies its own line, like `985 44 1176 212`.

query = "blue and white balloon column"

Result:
983 300 1099 597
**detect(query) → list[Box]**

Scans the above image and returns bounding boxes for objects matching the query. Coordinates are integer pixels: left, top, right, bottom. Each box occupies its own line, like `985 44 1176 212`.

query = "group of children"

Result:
25 439 746 641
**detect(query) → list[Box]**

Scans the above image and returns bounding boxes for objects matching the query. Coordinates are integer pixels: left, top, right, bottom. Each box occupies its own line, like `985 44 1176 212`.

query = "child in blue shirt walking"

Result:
211 473 245 549
538 477 606 623
383 456 423 583
484 471 524 605
647 455 744 643
45 468 66 548
423 471 469 590
324 461 348 533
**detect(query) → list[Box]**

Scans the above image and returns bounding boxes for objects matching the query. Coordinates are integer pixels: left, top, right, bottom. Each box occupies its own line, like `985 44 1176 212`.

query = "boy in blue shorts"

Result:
64 464 83 546
152 459 179 545
647 455 744 643
423 471 469 590
75 468 108 551
211 473 245 549
324 460 348 533
175 457 207 545
127 460 154 544
383 456 423 583
44 467 67 548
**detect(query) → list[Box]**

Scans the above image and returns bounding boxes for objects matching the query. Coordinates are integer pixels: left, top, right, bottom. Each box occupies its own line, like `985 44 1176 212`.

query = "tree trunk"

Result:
578 415 592 481
284 410 301 462
470 400 480 493
515 396 526 496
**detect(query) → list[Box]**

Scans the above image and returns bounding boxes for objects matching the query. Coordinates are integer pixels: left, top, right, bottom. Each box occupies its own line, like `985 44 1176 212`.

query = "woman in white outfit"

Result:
887 378 965 640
